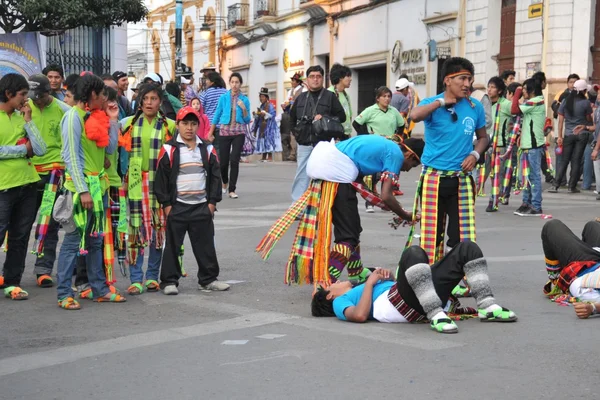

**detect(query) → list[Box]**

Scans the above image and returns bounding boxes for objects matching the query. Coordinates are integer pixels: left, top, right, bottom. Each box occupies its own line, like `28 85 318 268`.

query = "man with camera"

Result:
289 65 347 202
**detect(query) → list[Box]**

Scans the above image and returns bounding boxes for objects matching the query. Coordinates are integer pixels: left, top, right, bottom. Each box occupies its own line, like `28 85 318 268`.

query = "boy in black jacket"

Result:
155 106 229 295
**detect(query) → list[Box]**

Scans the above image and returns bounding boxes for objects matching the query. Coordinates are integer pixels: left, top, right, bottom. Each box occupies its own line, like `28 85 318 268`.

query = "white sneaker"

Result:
222 188 227 194
229 192 239 199
198 281 230 292
163 285 178 295
365 205 375 213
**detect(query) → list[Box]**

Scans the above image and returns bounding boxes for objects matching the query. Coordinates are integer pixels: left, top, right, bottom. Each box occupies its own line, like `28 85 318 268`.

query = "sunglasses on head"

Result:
446 106 458 123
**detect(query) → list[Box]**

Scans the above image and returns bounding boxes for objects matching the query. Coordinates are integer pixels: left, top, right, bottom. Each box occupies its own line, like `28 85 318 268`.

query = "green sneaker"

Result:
478 307 517 322
451 284 470 298
430 317 458 334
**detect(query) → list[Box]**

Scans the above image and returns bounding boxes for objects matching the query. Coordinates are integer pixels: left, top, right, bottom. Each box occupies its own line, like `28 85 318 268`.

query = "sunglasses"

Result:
446 106 458 123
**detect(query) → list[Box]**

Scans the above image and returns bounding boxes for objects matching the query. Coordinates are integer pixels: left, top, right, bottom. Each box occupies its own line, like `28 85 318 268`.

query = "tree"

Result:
0 0 148 34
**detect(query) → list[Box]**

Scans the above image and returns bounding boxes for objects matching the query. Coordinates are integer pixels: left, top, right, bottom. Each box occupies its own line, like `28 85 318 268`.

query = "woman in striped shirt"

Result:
199 72 227 150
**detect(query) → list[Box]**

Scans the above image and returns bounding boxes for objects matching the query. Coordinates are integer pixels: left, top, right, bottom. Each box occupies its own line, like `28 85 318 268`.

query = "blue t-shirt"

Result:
335 135 404 176
333 280 395 321
420 94 486 171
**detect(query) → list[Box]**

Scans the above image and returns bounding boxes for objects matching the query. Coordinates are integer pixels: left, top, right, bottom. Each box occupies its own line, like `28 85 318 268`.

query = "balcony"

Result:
227 3 250 29
254 0 276 20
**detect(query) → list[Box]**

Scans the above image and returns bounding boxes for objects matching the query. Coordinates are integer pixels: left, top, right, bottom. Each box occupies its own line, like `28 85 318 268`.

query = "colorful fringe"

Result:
31 169 63 257
72 174 105 256
406 167 476 264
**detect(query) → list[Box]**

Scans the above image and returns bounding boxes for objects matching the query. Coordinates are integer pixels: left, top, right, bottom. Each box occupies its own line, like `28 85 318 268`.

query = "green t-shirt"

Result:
519 95 546 149
492 97 513 147
328 86 353 136
121 116 176 171
30 98 70 172
355 104 404 137
106 150 120 187
0 111 40 190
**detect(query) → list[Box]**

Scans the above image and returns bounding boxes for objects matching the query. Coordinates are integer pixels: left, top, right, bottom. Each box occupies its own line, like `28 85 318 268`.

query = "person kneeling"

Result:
155 106 230 295
311 242 517 333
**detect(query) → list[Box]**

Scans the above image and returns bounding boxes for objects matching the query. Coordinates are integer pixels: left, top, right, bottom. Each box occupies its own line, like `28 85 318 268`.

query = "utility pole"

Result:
175 0 183 83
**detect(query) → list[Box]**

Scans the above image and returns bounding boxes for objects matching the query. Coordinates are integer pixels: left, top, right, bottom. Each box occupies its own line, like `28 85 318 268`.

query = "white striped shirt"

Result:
176 136 207 204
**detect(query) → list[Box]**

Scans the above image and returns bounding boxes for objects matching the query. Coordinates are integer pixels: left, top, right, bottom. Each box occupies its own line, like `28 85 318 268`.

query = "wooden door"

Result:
497 0 516 74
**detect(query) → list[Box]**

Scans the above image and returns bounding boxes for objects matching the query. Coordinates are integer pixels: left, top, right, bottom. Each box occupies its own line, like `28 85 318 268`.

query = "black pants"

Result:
33 173 61 275
435 177 463 248
0 183 37 287
332 183 362 248
160 202 220 288
555 133 589 190
541 219 600 268
396 242 483 315
219 134 245 193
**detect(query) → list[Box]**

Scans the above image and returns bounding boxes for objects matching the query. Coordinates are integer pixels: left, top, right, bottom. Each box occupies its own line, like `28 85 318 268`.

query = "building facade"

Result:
137 0 600 129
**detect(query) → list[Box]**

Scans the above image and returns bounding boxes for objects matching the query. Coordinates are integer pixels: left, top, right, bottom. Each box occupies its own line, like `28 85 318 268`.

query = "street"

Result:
1 161 599 400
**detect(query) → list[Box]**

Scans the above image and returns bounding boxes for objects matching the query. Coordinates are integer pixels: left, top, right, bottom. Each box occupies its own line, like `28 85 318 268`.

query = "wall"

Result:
465 0 501 85
111 25 128 73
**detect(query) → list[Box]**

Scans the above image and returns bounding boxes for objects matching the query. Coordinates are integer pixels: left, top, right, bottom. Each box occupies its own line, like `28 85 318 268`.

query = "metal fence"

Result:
227 3 250 29
46 26 111 75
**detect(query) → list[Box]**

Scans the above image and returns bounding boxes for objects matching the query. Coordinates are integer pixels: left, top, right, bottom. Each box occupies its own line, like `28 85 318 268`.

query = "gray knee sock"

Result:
463 257 496 309
405 263 443 320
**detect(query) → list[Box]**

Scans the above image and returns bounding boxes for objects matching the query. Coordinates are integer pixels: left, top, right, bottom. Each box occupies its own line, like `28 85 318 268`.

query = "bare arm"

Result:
410 101 441 123
380 179 413 221
343 270 390 323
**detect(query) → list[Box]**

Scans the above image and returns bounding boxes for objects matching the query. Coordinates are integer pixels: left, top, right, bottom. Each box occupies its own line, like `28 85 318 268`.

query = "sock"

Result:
347 245 366 283
463 257 496 309
545 258 560 280
404 263 443 320
328 243 352 283
431 310 448 321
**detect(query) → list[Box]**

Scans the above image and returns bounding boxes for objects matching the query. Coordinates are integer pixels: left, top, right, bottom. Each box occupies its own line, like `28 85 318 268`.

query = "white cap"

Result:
573 79 588 93
143 73 162 84
395 78 413 90
180 76 191 85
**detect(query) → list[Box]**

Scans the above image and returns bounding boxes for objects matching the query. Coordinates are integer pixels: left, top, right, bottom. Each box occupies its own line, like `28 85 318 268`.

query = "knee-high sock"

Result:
328 243 352 282
463 257 496 309
404 263 443 320
545 258 560 280
347 245 369 283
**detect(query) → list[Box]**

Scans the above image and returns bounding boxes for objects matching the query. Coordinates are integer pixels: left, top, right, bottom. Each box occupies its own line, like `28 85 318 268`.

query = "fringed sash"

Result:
72 173 106 255
31 168 63 257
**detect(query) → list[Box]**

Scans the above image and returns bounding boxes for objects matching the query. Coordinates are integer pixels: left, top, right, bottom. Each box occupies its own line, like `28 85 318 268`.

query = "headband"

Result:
401 141 421 163
445 70 472 79
390 134 421 163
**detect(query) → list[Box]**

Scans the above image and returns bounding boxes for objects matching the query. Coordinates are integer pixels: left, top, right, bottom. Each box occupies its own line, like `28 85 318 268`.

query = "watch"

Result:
435 98 446 108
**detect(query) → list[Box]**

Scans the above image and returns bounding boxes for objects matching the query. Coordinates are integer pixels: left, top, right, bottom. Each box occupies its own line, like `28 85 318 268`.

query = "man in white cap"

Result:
180 75 198 106
391 78 412 118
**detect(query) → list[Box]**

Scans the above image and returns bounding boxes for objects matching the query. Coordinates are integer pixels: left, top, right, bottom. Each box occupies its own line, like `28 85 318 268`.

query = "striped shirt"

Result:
176 135 207 204
200 87 227 128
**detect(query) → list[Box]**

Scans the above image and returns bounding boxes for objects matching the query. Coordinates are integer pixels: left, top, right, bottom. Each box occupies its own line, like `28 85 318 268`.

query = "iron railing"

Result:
227 3 250 28
46 26 111 75
255 0 276 18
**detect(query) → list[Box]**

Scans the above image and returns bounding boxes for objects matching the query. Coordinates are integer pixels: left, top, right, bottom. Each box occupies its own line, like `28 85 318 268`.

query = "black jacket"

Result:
290 88 346 145
154 133 222 208
161 97 177 120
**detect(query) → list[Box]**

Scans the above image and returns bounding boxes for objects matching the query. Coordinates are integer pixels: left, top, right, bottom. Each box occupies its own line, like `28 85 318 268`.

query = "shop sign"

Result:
401 49 422 63
283 48 304 73
400 66 426 85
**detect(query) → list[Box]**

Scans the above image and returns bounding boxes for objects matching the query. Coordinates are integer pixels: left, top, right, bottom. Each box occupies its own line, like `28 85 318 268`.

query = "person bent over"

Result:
312 242 517 333
155 106 229 295
541 219 600 319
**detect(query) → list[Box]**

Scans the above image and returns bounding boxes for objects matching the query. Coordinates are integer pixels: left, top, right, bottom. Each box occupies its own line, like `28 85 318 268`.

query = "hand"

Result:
237 100 246 110
105 101 119 120
104 157 111 169
442 92 457 107
314 114 323 121
408 212 421 226
80 192 93 210
374 268 393 281
24 140 33 158
592 150 598 161
164 205 172 218
461 154 478 172
557 137 563 147
573 125 586 135
21 103 32 122
208 203 216 216
574 302 593 319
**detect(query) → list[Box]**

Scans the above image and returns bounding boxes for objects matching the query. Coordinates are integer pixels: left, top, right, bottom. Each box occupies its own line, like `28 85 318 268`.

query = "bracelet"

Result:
591 303 597 315
469 151 480 162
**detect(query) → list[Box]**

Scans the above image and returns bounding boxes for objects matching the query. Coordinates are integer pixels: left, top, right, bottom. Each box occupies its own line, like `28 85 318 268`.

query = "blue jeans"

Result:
56 194 109 300
291 144 314 202
0 183 37 287
522 147 543 211
129 234 162 284
583 142 594 190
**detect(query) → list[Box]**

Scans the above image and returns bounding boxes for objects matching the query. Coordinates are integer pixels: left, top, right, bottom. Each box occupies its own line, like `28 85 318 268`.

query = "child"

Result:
155 106 230 295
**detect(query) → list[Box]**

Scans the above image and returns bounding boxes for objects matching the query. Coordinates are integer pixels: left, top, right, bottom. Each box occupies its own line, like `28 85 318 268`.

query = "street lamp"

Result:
200 23 211 40
127 70 136 88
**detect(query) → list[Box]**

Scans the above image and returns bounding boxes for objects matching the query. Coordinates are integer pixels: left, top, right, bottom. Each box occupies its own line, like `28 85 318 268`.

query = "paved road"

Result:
1 161 599 399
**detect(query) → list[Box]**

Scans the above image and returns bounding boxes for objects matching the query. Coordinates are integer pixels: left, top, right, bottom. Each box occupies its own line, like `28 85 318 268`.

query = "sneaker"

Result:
365 205 375 213
222 188 227 194
500 197 509 205
485 203 497 212
162 285 178 295
229 192 239 199
393 190 404 196
546 187 558 193
519 207 542 217
198 280 230 292
513 204 529 215
568 188 581 194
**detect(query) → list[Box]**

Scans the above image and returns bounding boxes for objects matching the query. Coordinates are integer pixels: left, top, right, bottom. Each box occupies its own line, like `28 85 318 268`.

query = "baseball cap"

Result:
143 73 162 84
180 76 191 85
176 106 200 122
573 79 588 93
395 78 413 90
27 74 51 100
112 71 127 81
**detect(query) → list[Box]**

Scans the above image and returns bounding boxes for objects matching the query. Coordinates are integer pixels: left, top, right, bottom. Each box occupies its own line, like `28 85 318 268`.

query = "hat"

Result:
573 79 588 93
27 74 51 100
143 73 163 85
291 72 304 82
176 106 201 122
259 87 269 97
395 78 413 90
131 82 144 92
201 62 216 71
79 71 94 77
180 76 191 85
112 71 127 81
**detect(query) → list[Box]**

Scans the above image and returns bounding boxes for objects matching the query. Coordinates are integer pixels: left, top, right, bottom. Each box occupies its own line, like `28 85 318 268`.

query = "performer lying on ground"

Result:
311 242 517 333
541 219 600 319
257 134 424 286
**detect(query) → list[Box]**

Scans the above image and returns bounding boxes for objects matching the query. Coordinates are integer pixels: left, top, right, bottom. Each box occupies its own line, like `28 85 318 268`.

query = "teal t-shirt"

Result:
333 281 395 321
335 135 404 176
